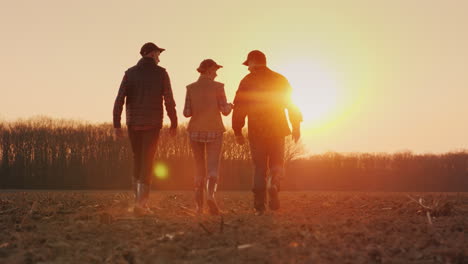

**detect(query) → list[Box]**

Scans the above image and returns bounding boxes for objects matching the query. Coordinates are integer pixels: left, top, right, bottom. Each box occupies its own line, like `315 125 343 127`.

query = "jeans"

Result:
248 134 285 193
190 136 223 187
127 128 160 185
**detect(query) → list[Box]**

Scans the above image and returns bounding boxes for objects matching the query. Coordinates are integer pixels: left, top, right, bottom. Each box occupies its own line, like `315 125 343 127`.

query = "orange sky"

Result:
1 0 468 153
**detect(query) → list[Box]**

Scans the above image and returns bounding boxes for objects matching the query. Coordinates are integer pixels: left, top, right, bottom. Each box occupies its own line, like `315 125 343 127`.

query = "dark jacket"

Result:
232 66 302 138
113 57 177 129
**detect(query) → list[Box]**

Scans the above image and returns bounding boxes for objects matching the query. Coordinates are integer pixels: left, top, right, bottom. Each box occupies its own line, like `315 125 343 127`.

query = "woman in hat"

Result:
183 59 233 215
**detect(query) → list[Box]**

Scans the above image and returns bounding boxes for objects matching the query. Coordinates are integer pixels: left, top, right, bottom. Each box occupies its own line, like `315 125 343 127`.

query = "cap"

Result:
197 59 223 73
242 50 266 66
140 42 165 56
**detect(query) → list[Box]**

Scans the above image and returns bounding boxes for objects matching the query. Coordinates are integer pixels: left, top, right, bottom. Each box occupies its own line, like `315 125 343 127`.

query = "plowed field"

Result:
0 191 466 263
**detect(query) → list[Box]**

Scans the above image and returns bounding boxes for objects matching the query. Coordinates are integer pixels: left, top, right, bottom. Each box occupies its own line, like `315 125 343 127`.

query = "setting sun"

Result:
277 59 341 126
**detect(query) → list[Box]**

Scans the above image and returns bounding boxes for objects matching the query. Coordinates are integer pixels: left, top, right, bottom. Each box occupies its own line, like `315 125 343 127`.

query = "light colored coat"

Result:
186 78 226 132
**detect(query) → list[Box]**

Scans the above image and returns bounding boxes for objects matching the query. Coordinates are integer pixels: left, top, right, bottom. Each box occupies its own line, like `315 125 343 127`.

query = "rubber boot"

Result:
134 183 153 216
206 178 220 215
253 190 266 215
268 177 280 211
194 185 204 214
132 178 138 203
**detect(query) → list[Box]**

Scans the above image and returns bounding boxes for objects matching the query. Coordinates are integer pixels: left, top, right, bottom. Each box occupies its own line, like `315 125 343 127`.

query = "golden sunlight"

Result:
277 59 340 126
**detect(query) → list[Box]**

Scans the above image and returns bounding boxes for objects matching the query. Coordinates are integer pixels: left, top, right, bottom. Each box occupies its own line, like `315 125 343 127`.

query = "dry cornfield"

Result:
1 117 468 192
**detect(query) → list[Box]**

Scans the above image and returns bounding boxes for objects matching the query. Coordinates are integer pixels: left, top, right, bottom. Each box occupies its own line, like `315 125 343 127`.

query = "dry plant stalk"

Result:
219 215 224 233
199 223 212 235
407 195 437 226
177 205 196 217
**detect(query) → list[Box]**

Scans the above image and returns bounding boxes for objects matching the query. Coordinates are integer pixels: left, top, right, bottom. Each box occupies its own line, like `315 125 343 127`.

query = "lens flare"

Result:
278 59 341 126
153 162 169 180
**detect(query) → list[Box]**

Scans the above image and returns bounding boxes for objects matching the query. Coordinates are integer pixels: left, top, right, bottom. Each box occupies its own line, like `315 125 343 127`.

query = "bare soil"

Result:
0 191 466 264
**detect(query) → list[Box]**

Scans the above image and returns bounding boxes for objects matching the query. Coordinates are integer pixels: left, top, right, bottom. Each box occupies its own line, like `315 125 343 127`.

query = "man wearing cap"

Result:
183 59 232 215
232 50 302 214
113 42 178 215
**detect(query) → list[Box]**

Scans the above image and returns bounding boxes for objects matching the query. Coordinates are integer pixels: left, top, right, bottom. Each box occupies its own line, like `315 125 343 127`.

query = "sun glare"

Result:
153 162 169 180
277 60 340 127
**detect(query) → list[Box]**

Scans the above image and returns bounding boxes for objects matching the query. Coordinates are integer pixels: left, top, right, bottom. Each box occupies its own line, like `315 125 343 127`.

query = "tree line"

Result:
0 117 467 191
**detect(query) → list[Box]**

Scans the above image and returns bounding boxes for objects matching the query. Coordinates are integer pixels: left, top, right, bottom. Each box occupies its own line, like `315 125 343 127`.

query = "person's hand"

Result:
113 128 124 141
235 134 245 145
169 127 177 137
292 128 300 143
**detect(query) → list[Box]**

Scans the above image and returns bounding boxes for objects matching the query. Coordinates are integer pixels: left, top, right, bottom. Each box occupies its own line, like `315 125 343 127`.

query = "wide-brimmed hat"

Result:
140 42 165 56
242 50 266 66
197 59 223 73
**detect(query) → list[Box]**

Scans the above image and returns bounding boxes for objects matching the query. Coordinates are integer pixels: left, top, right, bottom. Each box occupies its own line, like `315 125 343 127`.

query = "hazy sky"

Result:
1 0 468 153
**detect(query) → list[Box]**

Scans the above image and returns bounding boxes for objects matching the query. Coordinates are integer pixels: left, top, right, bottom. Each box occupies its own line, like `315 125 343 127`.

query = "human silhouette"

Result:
113 42 178 216
232 50 302 214
183 59 232 215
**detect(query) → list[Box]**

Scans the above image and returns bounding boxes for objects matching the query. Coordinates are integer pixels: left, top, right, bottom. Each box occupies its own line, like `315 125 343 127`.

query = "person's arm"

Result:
217 84 232 116
232 79 248 138
113 73 128 129
284 79 303 142
162 70 178 129
183 88 192 118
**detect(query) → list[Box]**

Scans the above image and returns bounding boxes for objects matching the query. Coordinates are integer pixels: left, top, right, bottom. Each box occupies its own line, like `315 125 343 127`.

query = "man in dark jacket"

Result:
232 50 302 214
113 42 178 215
